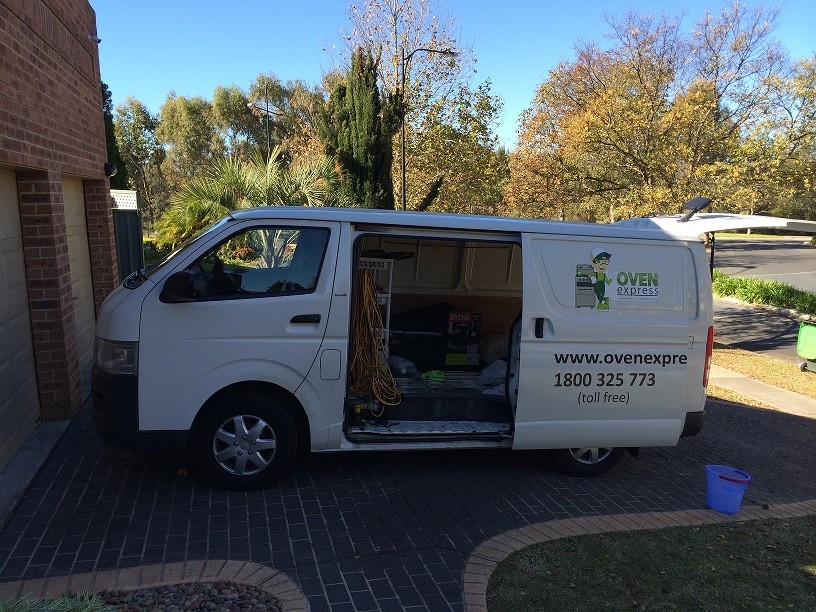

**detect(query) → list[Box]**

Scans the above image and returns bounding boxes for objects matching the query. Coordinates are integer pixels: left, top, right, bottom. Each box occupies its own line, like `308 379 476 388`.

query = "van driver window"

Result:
188 226 330 299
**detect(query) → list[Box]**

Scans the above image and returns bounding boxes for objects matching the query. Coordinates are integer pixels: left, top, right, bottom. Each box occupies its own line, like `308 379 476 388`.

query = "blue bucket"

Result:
706 464 751 514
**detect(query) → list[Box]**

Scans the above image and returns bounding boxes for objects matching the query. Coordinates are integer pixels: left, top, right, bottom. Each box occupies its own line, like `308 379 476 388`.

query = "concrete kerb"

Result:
0 560 308 611
462 500 816 611
0 421 70 531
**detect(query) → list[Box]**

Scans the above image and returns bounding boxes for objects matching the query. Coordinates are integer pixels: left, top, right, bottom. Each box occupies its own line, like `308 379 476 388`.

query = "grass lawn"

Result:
487 516 816 611
712 233 814 241
487 346 816 610
711 345 816 401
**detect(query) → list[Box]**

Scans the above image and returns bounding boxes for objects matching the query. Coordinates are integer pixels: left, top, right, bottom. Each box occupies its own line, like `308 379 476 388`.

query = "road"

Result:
712 238 816 292
712 238 815 364
713 298 802 364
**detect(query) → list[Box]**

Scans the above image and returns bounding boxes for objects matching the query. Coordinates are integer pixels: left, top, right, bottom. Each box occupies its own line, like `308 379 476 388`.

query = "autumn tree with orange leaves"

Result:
506 4 816 223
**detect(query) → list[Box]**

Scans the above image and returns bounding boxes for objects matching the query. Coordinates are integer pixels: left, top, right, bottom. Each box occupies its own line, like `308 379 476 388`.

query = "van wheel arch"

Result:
188 380 312 451
189 381 311 460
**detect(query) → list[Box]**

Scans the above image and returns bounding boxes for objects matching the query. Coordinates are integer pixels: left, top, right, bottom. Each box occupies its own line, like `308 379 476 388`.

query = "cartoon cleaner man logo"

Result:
590 247 612 311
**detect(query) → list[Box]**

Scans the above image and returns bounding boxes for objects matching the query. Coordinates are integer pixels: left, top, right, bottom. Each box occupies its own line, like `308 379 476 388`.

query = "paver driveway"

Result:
1 397 814 611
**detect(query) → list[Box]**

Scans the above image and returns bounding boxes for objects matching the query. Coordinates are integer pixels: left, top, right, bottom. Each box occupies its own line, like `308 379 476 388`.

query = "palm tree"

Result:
154 147 350 246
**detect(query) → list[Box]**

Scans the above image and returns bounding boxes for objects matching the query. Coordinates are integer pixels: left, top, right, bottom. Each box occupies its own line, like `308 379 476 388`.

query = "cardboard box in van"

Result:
445 310 482 366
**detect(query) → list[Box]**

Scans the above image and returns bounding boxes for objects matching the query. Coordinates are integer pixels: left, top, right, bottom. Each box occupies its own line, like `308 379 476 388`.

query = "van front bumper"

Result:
92 365 189 451
91 365 140 448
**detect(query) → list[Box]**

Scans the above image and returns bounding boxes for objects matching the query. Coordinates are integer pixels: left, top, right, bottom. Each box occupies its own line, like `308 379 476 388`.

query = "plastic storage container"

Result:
797 321 816 372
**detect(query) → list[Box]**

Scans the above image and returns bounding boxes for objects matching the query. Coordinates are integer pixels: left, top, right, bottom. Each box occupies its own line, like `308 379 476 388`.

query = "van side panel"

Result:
514 234 708 450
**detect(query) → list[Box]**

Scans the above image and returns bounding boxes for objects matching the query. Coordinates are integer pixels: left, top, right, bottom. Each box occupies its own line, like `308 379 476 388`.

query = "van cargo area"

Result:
345 234 522 443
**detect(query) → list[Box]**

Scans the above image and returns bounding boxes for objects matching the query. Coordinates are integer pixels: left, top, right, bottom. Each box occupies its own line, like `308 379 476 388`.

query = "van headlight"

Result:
94 338 138 375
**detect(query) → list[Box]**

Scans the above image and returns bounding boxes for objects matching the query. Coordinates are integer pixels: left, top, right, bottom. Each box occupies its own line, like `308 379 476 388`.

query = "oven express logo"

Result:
616 270 659 299
575 247 660 309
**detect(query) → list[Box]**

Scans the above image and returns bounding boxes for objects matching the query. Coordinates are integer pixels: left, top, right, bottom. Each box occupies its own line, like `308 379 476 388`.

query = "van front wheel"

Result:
552 447 624 477
193 391 297 489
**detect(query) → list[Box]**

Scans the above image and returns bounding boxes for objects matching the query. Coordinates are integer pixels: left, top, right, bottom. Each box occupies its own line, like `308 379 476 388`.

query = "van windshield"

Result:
124 218 232 288
146 217 232 278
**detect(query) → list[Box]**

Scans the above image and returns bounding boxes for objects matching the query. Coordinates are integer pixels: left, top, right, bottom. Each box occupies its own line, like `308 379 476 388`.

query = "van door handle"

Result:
534 318 554 339
290 314 321 324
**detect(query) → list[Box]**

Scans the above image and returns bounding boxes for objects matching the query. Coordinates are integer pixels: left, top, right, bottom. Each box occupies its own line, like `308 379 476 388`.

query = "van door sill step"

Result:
347 420 510 437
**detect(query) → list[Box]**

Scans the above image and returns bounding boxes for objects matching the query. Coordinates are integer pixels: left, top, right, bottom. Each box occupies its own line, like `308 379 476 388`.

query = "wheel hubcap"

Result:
569 447 613 465
213 415 277 476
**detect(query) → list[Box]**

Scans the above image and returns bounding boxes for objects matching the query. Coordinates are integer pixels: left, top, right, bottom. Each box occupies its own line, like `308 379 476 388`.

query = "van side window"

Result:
188 226 330 299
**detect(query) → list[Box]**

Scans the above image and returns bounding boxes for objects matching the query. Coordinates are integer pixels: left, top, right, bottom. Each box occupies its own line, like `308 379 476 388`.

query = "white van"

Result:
91 205 813 489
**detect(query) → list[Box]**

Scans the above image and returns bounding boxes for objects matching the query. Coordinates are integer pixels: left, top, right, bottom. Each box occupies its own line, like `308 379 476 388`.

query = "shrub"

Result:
142 238 173 267
0 593 115 611
712 270 816 315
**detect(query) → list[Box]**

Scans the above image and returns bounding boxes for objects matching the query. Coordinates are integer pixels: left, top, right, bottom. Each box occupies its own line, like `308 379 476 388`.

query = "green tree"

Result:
247 75 328 162
156 93 221 190
744 56 816 220
114 96 167 228
102 82 128 189
344 0 474 209
154 149 349 246
407 81 508 214
320 48 398 209
212 85 266 161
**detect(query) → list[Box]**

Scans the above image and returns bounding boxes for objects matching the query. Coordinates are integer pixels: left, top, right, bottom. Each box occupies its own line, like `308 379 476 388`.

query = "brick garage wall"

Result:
0 0 106 175
0 0 119 421
84 179 119 312
16 169 83 420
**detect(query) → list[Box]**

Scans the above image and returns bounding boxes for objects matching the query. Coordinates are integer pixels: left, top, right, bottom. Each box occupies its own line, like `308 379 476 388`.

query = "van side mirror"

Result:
160 270 199 303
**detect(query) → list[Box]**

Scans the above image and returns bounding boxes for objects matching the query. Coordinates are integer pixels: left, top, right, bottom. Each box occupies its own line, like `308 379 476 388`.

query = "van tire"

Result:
192 391 297 489
552 447 624 477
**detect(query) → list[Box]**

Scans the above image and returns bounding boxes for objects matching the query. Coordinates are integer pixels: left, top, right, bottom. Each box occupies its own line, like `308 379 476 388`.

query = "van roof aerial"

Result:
679 197 712 223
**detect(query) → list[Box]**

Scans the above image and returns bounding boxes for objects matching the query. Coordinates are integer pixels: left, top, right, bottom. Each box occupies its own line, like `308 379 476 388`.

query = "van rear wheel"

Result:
193 391 297 489
552 447 624 477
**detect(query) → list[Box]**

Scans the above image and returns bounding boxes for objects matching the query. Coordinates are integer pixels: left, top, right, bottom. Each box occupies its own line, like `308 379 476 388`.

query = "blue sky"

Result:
93 0 816 149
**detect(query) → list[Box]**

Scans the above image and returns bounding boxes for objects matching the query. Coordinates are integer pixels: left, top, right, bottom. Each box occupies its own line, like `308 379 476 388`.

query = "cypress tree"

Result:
102 82 129 189
321 48 397 209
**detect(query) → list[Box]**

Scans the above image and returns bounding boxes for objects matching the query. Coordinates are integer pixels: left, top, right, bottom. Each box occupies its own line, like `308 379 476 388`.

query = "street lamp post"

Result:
247 86 285 206
248 97 275 161
247 83 283 162
400 46 456 211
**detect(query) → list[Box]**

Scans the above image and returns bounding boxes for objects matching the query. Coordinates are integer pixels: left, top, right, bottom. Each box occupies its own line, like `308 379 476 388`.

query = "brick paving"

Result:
0 397 814 610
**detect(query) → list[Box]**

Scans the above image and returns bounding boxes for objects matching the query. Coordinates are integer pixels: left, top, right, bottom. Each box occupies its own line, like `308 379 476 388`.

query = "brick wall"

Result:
0 1 118 422
84 179 120 310
16 169 83 420
0 0 106 175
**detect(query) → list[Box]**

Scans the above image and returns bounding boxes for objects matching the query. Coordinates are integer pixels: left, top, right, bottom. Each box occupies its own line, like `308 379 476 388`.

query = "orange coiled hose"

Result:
349 268 401 407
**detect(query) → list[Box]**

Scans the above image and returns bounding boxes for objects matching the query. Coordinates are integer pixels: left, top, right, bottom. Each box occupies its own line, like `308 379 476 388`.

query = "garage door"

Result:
63 177 95 370
0 168 40 469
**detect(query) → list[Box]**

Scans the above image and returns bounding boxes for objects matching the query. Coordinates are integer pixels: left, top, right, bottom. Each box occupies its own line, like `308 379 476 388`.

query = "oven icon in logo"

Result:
575 265 596 308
